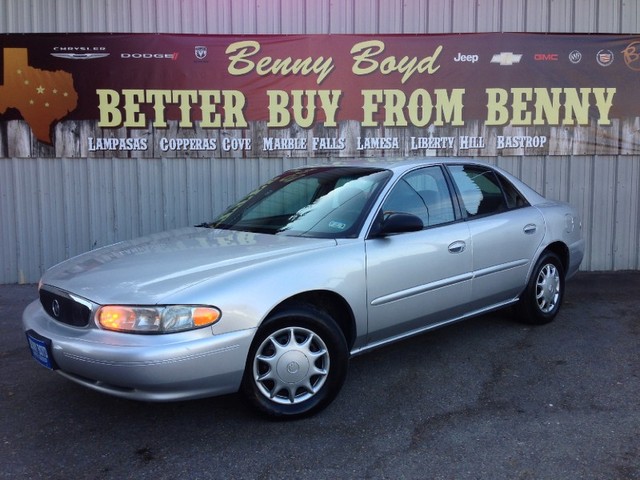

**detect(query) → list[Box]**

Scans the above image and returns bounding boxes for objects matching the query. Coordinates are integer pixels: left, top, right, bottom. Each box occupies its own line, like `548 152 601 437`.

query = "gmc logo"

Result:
534 53 559 61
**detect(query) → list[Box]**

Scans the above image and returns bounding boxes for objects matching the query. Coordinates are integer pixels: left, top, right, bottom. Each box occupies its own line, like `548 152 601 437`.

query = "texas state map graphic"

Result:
0 48 78 144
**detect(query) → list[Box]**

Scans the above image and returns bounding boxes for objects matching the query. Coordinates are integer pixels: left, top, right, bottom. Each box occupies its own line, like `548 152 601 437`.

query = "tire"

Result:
241 304 348 419
515 252 565 325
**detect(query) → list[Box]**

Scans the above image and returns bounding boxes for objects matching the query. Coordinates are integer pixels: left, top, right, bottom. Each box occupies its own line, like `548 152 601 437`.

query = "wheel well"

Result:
270 291 357 350
542 241 570 275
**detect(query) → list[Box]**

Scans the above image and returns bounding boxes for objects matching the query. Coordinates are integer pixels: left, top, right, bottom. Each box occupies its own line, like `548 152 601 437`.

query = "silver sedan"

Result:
23 159 584 418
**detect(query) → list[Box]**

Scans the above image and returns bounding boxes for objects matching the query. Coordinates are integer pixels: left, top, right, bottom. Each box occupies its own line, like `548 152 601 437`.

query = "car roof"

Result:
314 157 489 174
303 158 548 204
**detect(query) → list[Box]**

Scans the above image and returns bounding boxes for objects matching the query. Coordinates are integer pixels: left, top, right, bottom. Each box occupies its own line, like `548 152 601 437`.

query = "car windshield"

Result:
208 167 391 238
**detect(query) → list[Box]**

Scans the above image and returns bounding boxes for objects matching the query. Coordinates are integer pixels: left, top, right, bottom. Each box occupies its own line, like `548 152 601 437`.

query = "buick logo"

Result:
52 299 61 318
569 50 582 64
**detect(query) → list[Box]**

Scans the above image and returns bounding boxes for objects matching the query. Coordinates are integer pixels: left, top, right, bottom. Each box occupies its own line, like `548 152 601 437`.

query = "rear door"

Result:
447 164 545 308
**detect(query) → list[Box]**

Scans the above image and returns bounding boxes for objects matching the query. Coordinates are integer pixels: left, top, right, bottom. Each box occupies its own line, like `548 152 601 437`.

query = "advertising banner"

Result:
1 33 640 158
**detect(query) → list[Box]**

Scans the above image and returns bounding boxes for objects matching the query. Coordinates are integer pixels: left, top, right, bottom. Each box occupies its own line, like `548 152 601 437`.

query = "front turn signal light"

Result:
193 307 221 327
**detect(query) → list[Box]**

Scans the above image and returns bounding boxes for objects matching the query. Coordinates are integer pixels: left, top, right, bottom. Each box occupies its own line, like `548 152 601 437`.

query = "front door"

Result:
365 166 473 345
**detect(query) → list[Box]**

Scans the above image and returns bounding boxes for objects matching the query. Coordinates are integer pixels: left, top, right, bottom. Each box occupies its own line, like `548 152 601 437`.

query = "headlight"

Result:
96 305 221 334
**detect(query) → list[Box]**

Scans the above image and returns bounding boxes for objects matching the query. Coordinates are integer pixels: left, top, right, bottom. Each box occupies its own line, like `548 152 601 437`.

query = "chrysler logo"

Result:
51 53 110 60
52 299 61 317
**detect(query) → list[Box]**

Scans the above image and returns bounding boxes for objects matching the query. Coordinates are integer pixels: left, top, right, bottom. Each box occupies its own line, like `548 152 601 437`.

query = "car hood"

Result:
41 227 337 305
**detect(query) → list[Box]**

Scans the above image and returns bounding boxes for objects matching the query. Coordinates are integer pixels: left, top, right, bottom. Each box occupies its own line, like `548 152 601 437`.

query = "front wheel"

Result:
515 252 565 325
241 304 348 419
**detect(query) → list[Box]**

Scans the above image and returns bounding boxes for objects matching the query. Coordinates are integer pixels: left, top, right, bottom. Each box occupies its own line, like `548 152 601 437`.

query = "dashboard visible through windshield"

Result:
209 167 391 238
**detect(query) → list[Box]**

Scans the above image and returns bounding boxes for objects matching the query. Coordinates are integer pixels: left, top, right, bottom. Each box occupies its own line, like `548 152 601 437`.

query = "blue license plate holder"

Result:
26 330 57 370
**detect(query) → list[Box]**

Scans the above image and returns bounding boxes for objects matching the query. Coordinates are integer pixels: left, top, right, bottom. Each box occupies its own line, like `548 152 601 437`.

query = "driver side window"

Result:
382 166 455 228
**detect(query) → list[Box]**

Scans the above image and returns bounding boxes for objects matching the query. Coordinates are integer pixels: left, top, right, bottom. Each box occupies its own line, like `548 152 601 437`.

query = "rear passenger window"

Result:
497 173 530 209
449 165 511 218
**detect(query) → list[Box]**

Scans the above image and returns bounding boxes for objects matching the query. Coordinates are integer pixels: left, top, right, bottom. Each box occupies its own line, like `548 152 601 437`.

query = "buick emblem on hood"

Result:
52 299 61 317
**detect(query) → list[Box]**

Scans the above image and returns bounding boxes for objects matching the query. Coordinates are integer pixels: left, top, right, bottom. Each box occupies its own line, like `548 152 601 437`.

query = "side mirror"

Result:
378 212 423 236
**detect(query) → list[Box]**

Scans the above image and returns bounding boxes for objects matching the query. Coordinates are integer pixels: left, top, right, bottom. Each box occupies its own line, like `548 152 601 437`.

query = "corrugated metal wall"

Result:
3 0 639 34
2 0 640 283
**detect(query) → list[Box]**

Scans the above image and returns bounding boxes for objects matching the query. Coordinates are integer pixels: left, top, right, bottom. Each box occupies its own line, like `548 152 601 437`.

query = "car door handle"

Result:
448 240 466 254
523 224 537 235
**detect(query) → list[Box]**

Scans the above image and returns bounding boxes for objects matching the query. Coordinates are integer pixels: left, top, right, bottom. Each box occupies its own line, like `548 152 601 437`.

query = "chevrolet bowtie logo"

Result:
490 52 523 66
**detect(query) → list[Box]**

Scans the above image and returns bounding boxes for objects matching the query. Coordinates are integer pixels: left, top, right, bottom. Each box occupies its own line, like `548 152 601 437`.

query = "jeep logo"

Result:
453 53 479 63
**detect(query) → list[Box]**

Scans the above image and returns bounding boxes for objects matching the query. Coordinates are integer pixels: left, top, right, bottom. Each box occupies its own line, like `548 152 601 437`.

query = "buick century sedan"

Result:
23 159 584 418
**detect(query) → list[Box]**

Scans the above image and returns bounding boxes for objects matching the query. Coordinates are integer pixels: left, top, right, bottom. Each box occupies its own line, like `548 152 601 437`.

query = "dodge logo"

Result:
195 45 207 60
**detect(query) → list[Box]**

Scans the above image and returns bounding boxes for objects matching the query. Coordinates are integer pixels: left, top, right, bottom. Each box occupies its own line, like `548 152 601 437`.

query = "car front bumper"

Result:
22 300 255 401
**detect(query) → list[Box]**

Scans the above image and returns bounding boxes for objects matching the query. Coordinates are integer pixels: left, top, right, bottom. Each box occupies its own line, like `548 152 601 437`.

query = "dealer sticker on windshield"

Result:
26 330 56 370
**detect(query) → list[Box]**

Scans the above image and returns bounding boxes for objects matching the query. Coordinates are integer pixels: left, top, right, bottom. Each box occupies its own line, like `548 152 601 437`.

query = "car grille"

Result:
40 287 92 327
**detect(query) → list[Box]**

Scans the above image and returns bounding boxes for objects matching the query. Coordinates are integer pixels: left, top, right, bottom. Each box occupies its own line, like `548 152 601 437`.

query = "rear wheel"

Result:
515 252 565 324
242 304 348 419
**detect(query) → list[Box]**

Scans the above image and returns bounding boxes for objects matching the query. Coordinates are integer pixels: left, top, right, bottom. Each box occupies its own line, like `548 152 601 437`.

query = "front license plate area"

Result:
26 330 57 370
